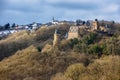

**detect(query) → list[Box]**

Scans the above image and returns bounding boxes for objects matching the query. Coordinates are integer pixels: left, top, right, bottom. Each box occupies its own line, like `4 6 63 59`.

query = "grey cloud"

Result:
48 2 99 10
2 0 45 13
0 0 120 25
0 0 5 12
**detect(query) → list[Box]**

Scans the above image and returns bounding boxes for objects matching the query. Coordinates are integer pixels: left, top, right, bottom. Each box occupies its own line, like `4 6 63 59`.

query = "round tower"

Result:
53 29 60 46
92 19 99 31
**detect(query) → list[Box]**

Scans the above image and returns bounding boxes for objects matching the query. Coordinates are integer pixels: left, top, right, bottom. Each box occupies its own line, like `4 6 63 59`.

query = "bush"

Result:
41 44 53 53
69 38 79 49
82 33 97 45
88 44 103 54
64 55 120 80
0 31 34 60
51 73 71 80
87 56 120 80
65 63 86 80
59 40 71 51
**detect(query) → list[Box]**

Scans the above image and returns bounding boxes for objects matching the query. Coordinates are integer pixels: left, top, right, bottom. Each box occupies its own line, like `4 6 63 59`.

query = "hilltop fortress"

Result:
53 19 111 45
67 19 110 39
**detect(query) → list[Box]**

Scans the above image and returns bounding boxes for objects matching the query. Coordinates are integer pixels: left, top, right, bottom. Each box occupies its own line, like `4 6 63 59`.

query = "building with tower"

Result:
52 17 59 25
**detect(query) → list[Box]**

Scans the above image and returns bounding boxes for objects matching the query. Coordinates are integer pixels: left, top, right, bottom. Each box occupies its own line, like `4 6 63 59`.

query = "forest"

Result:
0 20 120 80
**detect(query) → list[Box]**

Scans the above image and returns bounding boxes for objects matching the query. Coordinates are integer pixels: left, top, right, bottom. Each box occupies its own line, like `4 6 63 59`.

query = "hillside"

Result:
0 22 120 80
0 46 119 80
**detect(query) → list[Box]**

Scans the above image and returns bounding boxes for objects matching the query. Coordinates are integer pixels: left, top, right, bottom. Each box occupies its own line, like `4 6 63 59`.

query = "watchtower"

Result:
92 20 98 30
53 29 60 46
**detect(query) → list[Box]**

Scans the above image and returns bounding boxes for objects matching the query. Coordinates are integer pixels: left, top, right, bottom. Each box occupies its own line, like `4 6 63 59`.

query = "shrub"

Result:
65 63 86 80
59 40 71 51
51 73 71 80
88 44 103 55
64 55 120 80
41 44 53 53
69 38 79 49
82 33 97 45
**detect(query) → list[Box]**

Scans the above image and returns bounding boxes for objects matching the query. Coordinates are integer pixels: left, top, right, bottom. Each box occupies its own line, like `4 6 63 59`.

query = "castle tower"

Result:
67 26 79 39
53 29 60 46
92 20 98 31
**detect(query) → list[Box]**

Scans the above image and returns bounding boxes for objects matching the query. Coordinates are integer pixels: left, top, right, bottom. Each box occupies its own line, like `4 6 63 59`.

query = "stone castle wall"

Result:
68 32 79 39
53 33 60 46
67 26 79 39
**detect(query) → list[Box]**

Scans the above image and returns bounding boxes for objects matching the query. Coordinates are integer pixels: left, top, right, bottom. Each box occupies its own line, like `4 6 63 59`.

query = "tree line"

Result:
0 23 16 30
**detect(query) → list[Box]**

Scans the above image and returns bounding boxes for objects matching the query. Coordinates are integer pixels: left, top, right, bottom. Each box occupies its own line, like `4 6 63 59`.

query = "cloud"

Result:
3 0 44 13
6 0 41 5
48 2 99 10
101 4 119 13
46 0 101 3
0 9 42 25
0 0 120 25
0 0 5 12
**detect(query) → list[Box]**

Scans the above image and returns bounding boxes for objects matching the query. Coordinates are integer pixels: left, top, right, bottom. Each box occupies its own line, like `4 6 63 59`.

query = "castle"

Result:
91 20 109 32
68 19 110 38
67 26 79 39
53 19 110 46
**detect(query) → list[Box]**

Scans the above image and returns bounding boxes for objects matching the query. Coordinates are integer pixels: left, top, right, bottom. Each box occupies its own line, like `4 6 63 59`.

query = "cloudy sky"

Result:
0 0 120 25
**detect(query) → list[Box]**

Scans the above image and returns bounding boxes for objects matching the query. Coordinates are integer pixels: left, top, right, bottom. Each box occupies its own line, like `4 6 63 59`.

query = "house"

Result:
9 30 17 33
31 22 38 27
25 26 29 29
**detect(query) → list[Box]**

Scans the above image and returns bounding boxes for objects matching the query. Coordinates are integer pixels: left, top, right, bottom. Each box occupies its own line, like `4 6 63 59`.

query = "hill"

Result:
0 46 119 80
0 22 120 80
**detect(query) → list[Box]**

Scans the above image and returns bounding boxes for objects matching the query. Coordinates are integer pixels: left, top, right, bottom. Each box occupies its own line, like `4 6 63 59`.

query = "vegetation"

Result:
63 55 120 80
0 22 119 80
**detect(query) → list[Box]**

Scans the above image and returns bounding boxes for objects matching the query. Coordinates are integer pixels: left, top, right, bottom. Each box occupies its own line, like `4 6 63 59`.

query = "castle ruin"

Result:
92 20 98 31
67 26 79 39
53 29 60 46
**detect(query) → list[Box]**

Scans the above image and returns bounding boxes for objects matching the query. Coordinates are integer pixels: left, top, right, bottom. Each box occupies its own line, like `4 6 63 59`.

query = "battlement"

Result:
69 26 79 32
